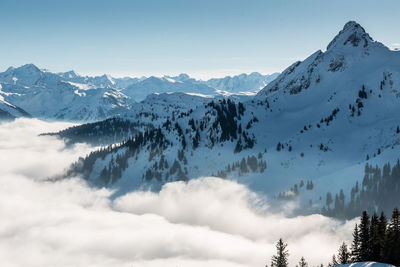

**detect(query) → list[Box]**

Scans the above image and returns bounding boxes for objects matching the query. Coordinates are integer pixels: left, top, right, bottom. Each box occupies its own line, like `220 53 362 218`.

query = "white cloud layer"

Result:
0 119 355 267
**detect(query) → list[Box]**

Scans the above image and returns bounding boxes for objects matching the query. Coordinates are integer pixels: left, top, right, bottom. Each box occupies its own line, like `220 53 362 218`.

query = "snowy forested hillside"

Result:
59 20 400 215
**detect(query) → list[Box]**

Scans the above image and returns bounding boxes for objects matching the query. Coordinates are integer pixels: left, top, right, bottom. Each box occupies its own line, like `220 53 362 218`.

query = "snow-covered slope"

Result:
0 84 31 121
0 98 30 121
335 262 395 267
0 65 134 121
251 20 400 198
61 21 400 210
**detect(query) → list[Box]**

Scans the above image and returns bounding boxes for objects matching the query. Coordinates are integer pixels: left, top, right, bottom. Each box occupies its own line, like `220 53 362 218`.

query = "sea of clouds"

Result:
0 118 356 267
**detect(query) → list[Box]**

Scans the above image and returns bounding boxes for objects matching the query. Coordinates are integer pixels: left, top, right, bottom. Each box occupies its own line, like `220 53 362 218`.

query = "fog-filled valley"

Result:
0 119 357 267
1 4 400 265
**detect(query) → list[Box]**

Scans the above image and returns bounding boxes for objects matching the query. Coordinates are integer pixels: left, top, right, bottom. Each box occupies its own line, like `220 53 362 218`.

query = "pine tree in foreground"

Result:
297 256 308 267
369 213 381 262
347 208 399 266
337 242 350 264
378 211 387 258
358 211 370 260
330 254 338 266
382 207 400 266
350 224 360 262
270 238 289 267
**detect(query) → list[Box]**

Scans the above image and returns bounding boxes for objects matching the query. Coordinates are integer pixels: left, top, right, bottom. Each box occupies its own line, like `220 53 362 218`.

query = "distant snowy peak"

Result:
120 72 279 101
0 63 44 86
59 70 80 79
206 72 279 93
164 73 192 82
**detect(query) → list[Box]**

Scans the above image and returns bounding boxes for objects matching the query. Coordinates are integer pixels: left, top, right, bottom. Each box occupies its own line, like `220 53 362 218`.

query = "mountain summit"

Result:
257 21 397 97
327 21 376 51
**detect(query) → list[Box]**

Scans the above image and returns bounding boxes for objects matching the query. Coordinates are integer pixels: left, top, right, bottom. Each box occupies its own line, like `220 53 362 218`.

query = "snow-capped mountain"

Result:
59 21 400 214
121 72 278 101
206 72 279 94
0 64 277 121
0 65 134 121
251 20 400 195
121 75 216 101
58 70 141 90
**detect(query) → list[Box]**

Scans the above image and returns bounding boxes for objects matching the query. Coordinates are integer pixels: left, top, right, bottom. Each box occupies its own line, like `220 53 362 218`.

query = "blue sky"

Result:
0 0 399 79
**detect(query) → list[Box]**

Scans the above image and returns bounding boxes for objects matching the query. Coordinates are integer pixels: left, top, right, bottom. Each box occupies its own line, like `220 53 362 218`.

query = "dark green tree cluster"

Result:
204 99 255 152
333 208 400 266
214 153 267 178
266 208 399 267
329 242 350 266
67 126 170 186
277 180 314 200
266 239 310 267
315 108 340 128
245 116 259 129
276 142 293 152
208 99 239 142
322 160 400 219
358 85 368 99
43 117 142 146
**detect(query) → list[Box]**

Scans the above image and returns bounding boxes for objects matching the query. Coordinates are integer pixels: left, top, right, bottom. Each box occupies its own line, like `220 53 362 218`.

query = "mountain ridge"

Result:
0 64 278 121
55 21 400 219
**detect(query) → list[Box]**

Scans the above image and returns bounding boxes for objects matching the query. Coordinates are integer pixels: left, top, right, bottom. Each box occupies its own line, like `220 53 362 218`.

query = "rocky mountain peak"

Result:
326 21 374 51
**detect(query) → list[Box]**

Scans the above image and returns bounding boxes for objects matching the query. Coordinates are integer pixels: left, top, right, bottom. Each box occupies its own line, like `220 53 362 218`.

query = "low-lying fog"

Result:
0 119 355 267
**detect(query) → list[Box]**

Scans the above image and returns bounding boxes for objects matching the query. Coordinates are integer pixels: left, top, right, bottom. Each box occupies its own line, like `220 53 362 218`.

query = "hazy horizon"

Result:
0 63 281 80
1 0 399 79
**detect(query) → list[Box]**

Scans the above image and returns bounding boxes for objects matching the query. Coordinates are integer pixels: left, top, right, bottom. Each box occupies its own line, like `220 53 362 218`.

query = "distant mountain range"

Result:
0 64 278 121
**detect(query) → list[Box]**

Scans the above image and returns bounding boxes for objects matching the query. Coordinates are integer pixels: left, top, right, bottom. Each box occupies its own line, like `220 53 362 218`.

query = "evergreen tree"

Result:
382 208 400 266
270 238 289 267
298 256 308 267
337 242 350 264
326 192 333 209
359 211 371 260
239 158 248 174
331 254 338 266
322 160 400 220
276 142 282 152
350 224 361 262
378 212 387 259
369 213 381 262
